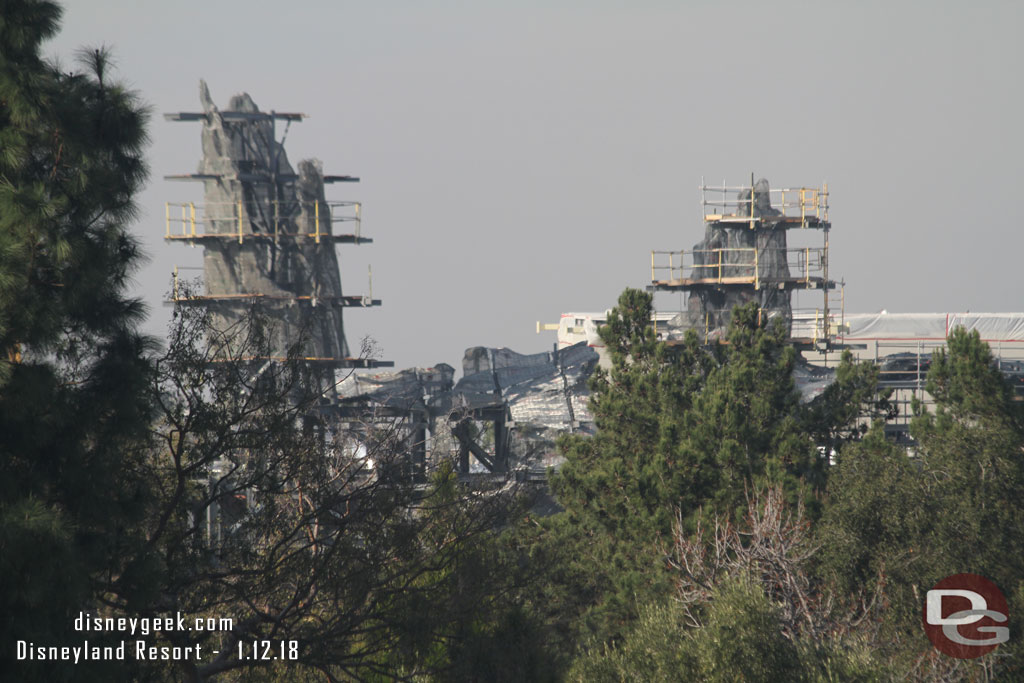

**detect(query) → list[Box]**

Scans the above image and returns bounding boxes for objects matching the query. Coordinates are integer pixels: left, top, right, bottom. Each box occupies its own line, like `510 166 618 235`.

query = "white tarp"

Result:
842 313 1024 342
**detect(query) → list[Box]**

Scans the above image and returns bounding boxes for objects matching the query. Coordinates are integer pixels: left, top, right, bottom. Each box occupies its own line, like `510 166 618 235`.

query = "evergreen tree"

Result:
817 328 1024 678
0 2 153 678
676 302 818 522
911 328 1024 597
531 291 861 653
567 576 881 683
800 348 894 463
539 289 708 646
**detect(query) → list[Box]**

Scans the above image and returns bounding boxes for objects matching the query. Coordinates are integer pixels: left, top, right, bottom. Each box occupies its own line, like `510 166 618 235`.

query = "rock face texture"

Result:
683 177 792 337
195 81 350 367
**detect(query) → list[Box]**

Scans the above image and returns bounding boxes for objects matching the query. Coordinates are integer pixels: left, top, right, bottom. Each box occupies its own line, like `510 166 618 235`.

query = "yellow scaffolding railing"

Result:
166 202 199 238
170 261 378 306
651 247 825 288
165 200 362 243
170 264 204 301
699 178 829 226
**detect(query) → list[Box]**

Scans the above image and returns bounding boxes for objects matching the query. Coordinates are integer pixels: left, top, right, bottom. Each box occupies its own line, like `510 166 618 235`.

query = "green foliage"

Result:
557 294 821 538
532 290 881 658
0 2 154 679
0 31 149 365
8 5 1023 677
541 289 701 644
691 576 803 682
920 327 1023 420
566 600 695 682
817 327 1024 678
569 576 881 683
374 461 557 682
816 426 927 602
0 498 80 645
126 309 557 680
801 349 894 459
554 289 700 540
678 303 816 523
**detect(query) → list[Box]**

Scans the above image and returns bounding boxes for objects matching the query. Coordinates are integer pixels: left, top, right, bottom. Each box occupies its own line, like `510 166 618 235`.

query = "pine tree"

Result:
0 2 153 677
540 289 705 645
534 293 815 649
817 328 1024 678
677 302 818 523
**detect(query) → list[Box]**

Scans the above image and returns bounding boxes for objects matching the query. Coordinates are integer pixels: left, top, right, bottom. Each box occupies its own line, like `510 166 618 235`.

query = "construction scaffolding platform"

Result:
648 176 835 344
170 294 382 307
169 266 380 308
164 82 391 373
165 110 306 123
649 247 834 291
210 356 393 368
700 179 829 228
165 200 368 244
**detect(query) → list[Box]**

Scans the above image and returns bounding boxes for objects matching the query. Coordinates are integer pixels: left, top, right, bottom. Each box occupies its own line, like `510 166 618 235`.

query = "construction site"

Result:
165 85 1024 483
164 84 596 486
556 177 1024 443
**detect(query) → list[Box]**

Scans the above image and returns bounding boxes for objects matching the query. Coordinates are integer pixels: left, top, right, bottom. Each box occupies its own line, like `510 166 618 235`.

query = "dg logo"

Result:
923 573 1009 659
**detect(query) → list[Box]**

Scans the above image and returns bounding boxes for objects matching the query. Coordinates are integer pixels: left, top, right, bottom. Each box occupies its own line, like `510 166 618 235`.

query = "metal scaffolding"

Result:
649 175 837 346
164 85 392 374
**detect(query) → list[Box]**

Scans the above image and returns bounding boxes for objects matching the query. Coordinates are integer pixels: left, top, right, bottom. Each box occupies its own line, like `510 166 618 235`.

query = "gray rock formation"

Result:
195 81 350 380
684 177 792 337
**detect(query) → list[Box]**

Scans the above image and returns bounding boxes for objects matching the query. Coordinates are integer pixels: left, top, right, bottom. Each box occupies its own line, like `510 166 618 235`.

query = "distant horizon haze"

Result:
45 1 1024 372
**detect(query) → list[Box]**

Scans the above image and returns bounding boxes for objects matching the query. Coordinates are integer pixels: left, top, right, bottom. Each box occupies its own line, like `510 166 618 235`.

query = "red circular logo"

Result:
922 573 1009 659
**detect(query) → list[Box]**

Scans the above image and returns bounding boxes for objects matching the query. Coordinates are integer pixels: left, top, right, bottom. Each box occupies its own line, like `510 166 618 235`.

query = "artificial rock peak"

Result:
686 177 794 333
650 176 834 342
165 81 390 396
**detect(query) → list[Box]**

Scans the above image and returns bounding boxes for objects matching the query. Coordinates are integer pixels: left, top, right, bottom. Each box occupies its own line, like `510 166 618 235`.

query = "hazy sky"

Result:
46 1 1024 371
